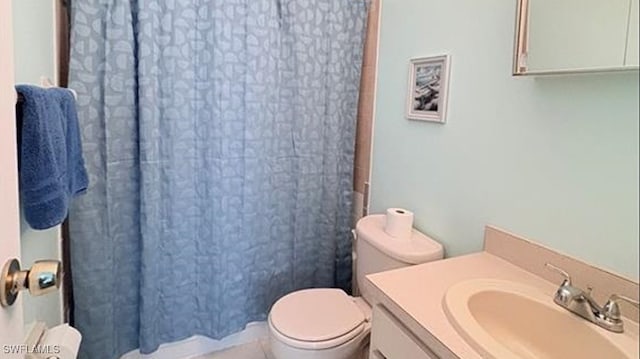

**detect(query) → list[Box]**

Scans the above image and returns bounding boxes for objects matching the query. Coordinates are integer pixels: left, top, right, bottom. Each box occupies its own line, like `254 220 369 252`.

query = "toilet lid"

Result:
270 288 366 343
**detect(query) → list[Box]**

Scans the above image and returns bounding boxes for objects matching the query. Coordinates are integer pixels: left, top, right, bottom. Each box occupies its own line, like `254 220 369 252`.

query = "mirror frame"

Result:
512 0 640 76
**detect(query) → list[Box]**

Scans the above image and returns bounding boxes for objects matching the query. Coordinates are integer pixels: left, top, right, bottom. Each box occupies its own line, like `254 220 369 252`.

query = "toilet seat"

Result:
269 288 368 350
269 317 366 350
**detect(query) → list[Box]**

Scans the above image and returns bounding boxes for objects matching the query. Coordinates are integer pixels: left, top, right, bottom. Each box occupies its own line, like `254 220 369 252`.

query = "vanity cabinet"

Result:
369 305 438 359
514 0 640 74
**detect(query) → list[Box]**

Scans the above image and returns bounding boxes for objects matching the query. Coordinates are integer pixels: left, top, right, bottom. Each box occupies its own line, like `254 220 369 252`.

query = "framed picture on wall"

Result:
406 55 450 123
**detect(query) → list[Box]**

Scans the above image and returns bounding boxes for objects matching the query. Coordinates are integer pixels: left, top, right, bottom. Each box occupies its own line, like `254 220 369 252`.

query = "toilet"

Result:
268 214 444 359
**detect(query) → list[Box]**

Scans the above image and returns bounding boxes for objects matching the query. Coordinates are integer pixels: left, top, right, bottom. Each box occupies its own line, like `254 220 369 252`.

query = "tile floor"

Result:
195 339 275 359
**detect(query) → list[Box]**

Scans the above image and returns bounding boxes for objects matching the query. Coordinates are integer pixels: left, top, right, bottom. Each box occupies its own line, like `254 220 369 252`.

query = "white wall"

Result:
12 0 63 328
370 0 639 279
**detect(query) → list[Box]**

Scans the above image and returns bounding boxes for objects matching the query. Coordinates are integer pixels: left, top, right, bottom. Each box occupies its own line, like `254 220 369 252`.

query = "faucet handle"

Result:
602 294 639 321
611 294 640 309
545 263 572 286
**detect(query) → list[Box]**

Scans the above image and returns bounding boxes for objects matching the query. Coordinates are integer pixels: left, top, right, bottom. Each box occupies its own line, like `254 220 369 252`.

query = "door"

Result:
0 0 25 356
626 0 639 66
13 0 64 329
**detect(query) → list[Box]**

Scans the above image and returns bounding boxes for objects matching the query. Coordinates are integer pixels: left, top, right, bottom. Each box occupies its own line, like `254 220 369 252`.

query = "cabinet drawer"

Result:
370 305 438 359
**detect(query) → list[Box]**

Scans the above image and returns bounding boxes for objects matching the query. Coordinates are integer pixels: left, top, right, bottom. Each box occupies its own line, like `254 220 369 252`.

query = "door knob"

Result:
1 258 62 307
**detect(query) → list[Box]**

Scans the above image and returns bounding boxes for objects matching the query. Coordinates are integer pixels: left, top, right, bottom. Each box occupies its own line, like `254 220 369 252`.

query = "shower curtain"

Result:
67 1 368 358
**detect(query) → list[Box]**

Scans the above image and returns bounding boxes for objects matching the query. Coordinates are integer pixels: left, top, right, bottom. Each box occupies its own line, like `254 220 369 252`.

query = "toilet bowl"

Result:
268 214 444 359
268 288 371 359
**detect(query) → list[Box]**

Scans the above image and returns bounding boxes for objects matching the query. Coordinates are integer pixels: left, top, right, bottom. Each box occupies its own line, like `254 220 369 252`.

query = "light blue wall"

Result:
13 0 55 85
12 0 56 85
370 0 639 279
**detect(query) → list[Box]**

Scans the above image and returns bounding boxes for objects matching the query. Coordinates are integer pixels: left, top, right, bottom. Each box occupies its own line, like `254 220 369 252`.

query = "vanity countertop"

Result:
365 251 637 359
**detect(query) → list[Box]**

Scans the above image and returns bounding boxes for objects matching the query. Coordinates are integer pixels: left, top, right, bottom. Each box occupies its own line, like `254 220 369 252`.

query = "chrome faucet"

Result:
546 263 639 333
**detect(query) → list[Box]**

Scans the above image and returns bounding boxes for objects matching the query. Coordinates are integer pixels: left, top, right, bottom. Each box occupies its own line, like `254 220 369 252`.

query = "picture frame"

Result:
406 55 450 123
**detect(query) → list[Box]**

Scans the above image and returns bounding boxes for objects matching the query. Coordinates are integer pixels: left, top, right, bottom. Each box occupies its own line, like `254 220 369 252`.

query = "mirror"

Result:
514 0 639 74
13 0 64 329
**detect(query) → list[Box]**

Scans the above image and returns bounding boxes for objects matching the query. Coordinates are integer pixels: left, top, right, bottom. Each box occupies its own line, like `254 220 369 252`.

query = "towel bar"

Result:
16 76 77 105
15 89 76 105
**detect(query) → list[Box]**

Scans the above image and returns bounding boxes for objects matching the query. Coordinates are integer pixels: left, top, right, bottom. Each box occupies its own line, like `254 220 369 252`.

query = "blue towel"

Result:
16 85 89 230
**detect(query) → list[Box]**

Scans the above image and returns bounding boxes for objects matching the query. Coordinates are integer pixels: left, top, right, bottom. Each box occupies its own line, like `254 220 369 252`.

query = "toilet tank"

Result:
355 214 444 304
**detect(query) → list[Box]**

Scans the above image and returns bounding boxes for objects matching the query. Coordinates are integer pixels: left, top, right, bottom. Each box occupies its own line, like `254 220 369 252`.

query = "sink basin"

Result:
443 279 639 359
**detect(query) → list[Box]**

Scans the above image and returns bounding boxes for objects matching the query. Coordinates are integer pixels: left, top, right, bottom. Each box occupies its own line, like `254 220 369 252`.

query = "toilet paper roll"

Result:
384 208 414 239
40 324 82 359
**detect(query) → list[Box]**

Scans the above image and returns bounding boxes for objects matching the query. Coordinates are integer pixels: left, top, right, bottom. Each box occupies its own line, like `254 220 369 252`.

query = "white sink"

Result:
443 279 639 359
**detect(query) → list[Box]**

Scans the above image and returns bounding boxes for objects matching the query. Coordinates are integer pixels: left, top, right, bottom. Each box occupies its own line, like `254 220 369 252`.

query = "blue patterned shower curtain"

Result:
68 1 368 358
